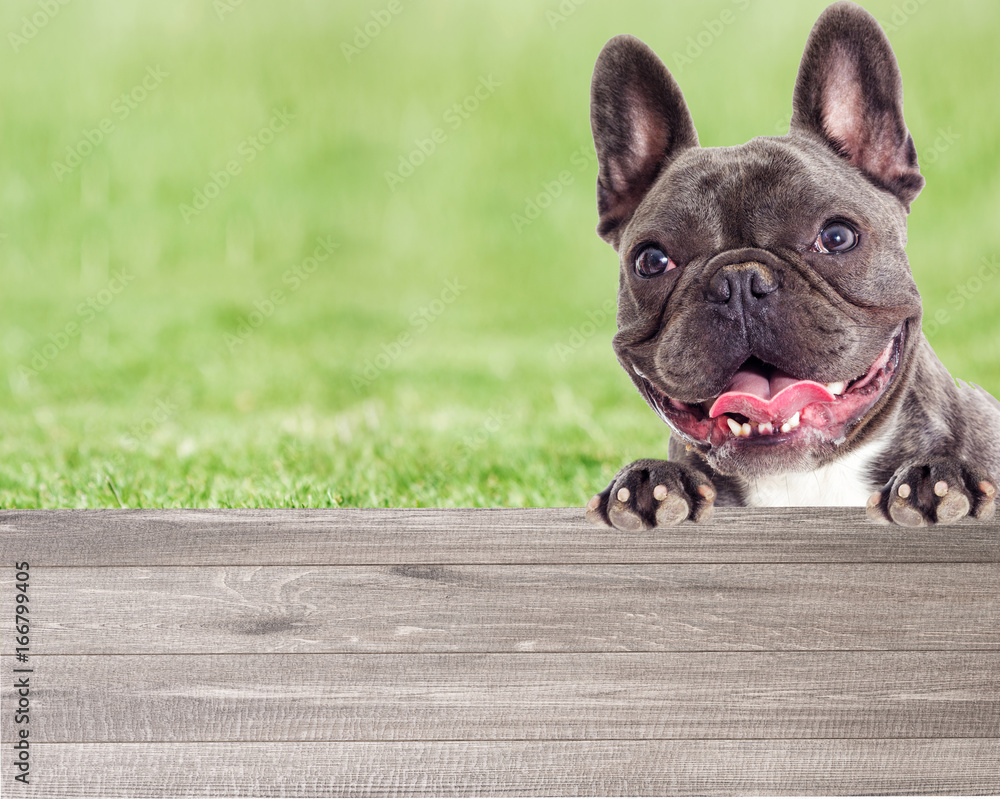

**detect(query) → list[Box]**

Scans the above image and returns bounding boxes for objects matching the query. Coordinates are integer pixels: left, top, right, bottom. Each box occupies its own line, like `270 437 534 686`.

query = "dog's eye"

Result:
634 246 676 278
812 221 858 253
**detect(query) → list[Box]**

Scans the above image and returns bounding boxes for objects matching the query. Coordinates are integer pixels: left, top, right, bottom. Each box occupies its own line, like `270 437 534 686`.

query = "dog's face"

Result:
590 1 925 477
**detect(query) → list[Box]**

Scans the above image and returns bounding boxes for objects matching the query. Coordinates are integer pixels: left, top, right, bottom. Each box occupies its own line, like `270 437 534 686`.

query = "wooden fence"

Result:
1 508 998 796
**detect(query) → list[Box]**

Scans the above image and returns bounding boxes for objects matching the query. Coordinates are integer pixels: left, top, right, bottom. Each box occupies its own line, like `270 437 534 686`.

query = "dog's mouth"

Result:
637 324 906 450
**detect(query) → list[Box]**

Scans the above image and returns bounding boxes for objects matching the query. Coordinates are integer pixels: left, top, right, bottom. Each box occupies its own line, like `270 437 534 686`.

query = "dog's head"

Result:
590 1 925 477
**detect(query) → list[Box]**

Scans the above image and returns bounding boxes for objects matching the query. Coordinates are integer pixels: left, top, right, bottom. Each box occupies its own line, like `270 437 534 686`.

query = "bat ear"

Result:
590 35 698 246
790 1 923 210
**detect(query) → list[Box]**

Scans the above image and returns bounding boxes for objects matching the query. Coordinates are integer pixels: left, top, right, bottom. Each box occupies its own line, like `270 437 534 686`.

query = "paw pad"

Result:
585 459 716 530
867 462 996 527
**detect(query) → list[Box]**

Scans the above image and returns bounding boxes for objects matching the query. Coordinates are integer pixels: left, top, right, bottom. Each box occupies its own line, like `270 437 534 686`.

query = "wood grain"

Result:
2 652 997 743
0 508 998 797
2 507 999 566
22 739 1000 797
5 563 998 655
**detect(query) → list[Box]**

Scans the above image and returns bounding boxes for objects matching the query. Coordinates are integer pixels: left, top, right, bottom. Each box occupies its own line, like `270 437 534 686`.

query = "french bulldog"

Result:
585 1 1000 529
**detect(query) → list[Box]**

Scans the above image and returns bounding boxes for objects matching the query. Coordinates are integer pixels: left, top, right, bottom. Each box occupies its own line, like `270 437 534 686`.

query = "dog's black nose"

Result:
706 261 777 316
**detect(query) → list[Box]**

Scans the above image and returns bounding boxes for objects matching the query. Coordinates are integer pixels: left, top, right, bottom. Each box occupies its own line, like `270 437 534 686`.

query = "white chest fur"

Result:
741 436 887 507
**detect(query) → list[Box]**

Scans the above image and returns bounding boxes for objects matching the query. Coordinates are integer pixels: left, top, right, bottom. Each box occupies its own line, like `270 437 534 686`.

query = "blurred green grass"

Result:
0 0 998 508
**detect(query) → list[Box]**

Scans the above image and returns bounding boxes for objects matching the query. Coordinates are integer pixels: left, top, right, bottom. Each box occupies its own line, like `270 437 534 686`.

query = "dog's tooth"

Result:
759 422 773 435
727 418 742 436
780 422 792 433
826 381 846 395
788 411 801 429
741 422 752 437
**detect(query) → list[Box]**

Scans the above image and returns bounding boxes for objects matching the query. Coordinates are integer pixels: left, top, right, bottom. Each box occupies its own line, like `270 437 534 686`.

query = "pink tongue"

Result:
709 364 835 423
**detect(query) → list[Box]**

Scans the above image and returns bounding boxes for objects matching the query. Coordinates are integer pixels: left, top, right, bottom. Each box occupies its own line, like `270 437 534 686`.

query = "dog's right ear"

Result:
590 35 698 246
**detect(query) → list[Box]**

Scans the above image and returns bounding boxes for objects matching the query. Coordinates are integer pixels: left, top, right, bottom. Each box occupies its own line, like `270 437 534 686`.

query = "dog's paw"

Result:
585 459 716 530
866 460 997 527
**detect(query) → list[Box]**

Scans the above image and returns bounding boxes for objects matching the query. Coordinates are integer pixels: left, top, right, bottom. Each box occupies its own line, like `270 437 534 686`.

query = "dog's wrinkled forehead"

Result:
619 136 902 260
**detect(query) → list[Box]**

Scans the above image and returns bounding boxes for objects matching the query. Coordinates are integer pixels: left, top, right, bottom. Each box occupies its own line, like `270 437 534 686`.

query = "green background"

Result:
1 0 997 508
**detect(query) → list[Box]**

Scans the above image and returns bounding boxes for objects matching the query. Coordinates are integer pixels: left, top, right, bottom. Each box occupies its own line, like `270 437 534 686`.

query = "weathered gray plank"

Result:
2 509 998 796
9 739 999 797
6 563 998 655
2 652 998 742
2 508 999 566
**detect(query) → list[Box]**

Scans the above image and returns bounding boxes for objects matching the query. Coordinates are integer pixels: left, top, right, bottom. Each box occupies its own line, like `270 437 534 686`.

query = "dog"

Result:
585 1 999 529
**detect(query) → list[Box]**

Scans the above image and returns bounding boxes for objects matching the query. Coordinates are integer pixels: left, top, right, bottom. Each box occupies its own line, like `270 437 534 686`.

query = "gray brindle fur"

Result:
586 1 999 528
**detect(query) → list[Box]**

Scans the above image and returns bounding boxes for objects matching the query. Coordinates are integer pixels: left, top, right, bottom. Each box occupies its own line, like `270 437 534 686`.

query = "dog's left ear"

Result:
791 1 924 210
